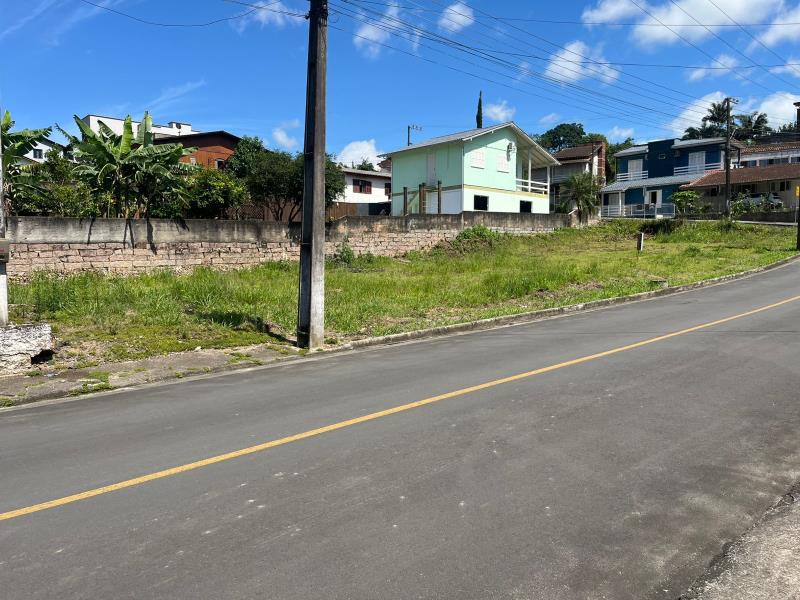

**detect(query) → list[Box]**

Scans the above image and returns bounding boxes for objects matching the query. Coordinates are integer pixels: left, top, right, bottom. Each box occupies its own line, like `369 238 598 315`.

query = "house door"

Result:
427 153 437 186
628 158 643 176
647 189 662 215
689 151 706 174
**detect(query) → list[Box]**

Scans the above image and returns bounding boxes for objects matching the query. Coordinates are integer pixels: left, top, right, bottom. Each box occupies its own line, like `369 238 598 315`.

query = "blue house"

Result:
601 137 735 217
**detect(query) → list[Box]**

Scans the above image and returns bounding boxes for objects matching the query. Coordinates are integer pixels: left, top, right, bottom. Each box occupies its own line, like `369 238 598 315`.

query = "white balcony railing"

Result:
601 204 676 218
616 170 648 182
516 178 549 195
673 162 723 176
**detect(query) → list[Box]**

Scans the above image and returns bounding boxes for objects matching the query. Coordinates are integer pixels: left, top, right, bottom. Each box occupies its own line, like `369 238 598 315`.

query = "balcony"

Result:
601 204 676 218
673 162 722 177
516 178 549 195
616 170 648 182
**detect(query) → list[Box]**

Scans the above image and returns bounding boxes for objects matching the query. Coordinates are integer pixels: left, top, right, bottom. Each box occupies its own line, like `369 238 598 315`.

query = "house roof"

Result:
384 122 559 166
152 130 241 144
613 145 649 158
341 167 391 178
601 173 702 194
671 137 731 148
553 143 602 160
739 141 800 156
683 163 800 188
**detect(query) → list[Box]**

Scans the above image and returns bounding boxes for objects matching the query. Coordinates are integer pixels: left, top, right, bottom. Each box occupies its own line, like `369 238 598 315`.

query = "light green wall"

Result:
463 129 517 191
390 143 463 214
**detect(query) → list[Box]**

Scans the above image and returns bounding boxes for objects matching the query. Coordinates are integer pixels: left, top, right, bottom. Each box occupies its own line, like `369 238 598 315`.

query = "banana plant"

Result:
59 112 197 217
1 111 52 211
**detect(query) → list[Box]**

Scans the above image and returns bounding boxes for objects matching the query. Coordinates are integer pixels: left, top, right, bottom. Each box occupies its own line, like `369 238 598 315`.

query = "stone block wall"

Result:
5 212 580 280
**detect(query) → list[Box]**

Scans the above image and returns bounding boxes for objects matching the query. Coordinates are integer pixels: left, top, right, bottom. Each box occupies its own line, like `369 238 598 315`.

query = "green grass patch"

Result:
9 220 796 363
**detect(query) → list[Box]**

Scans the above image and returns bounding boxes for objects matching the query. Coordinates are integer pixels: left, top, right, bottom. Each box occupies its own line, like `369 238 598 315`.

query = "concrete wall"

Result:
5 213 579 280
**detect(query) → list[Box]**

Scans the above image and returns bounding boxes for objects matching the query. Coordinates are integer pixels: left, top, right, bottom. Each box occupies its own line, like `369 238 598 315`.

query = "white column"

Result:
528 152 532 193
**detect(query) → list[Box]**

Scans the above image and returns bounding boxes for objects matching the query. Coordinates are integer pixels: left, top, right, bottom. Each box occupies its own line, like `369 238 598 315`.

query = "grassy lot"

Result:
9 220 797 367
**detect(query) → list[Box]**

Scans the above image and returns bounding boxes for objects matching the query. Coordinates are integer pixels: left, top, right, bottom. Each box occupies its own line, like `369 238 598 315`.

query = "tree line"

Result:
1 111 345 221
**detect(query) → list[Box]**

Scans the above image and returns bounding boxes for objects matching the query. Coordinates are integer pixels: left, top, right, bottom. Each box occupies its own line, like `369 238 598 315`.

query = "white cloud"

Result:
484 100 516 123
0 0 61 41
757 92 798 126
338 139 383 167
632 0 782 46
757 3 800 48
582 0 643 23
353 3 401 59
607 126 635 142
46 0 128 45
667 91 726 136
544 41 618 84
538 112 560 125
232 1 304 32
438 2 475 33
687 54 738 82
142 80 206 116
272 119 300 151
769 57 800 79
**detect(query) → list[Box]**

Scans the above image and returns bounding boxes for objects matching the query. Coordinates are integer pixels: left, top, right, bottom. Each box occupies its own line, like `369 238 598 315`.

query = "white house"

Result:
19 138 65 165
81 114 196 138
337 167 392 216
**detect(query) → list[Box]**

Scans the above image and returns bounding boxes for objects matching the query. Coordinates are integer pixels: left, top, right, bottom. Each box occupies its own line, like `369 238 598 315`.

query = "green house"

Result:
384 122 559 216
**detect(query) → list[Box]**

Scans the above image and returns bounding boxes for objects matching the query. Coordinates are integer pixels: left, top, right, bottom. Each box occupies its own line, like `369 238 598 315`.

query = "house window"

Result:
658 153 666 160
384 182 391 197
215 159 225 170
33 149 43 159
189 157 197 165
779 181 791 192
473 195 489 211
520 200 532 213
353 179 372 194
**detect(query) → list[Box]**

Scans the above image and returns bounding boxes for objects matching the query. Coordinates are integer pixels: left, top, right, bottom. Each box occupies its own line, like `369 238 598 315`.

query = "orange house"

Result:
153 131 241 170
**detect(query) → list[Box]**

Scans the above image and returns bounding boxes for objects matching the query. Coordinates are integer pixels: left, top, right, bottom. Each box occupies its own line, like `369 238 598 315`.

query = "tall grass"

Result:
9 221 796 361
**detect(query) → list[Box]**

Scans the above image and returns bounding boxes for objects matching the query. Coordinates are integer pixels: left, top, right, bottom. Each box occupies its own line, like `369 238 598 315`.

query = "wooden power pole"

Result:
724 96 735 217
0 108 8 328
296 0 328 349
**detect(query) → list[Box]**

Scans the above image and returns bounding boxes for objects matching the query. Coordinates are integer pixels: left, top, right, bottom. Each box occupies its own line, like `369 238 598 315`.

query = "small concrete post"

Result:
636 232 645 253
403 186 408 216
437 180 442 214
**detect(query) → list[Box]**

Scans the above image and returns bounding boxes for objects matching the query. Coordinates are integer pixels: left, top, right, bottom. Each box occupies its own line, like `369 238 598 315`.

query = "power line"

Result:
75 0 306 27
346 0 800 27
665 0 800 94
705 0 800 82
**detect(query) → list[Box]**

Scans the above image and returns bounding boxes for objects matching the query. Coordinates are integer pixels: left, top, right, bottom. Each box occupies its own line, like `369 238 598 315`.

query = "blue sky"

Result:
3 0 800 165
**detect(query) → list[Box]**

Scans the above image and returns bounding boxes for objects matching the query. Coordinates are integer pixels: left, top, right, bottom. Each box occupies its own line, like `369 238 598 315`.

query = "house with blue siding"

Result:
384 122 559 216
601 137 737 217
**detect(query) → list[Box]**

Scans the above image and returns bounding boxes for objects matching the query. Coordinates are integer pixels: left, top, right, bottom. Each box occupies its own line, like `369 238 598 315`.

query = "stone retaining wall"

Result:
5 212 581 280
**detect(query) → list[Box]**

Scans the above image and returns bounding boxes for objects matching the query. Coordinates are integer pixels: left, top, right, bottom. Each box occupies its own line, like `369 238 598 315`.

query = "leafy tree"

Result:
14 150 99 217
682 101 730 140
536 123 586 153
225 135 267 180
245 151 345 222
733 111 771 141
671 190 701 218
184 169 248 219
558 171 600 221
607 137 634 178
60 112 197 217
354 158 376 171
1 111 52 213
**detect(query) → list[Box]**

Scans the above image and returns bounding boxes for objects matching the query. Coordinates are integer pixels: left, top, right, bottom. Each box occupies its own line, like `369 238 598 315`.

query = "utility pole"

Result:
407 124 421 146
296 0 328 350
724 97 736 217
0 107 8 328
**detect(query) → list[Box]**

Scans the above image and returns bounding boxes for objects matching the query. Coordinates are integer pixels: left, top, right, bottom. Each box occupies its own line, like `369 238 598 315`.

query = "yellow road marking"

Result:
2 294 800 522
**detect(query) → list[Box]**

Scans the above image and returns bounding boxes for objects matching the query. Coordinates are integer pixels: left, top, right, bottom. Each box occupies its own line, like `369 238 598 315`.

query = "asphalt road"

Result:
2 261 800 600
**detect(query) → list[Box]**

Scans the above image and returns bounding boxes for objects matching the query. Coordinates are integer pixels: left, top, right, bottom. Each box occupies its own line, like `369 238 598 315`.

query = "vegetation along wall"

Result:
5 213 580 280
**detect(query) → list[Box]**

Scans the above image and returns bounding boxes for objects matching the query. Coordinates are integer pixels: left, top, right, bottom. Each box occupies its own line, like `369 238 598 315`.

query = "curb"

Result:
336 254 800 351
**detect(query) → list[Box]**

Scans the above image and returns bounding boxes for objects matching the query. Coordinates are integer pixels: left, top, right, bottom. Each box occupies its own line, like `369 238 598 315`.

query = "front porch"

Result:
515 141 552 197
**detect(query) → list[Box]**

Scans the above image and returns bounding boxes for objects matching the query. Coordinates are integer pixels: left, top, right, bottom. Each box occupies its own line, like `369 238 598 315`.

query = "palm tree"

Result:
734 111 771 141
60 112 196 217
559 171 600 222
1 111 51 212
682 101 729 140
